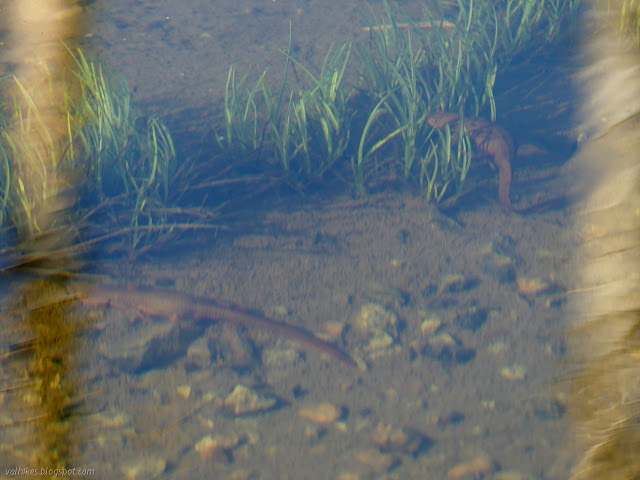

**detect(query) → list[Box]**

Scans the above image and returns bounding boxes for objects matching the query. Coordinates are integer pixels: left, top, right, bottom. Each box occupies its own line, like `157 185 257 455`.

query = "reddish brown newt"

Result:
427 112 515 209
81 286 357 368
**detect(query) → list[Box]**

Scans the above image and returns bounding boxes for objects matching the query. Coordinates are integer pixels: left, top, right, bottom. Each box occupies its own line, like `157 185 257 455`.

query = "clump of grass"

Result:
265 34 355 184
352 0 578 199
219 35 357 186
420 115 473 202
214 0 580 205
287 42 354 179
498 0 580 59
354 0 495 198
0 0 578 247
67 48 176 200
216 1 497 197
0 48 218 256
259 27 300 179
219 65 266 153
357 19 429 179
591 0 640 45
352 94 405 195
0 137 10 227
617 0 640 42
0 75 75 237
65 48 182 252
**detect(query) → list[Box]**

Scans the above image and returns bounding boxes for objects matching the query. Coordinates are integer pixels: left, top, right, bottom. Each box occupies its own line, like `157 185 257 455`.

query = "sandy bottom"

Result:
0 1 581 476
63 190 576 480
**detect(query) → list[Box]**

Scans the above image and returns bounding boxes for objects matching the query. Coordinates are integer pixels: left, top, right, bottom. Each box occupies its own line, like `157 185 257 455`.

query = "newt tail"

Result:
80 286 357 368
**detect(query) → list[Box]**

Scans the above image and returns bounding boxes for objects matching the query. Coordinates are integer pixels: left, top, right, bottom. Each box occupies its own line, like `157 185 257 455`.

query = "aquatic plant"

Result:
259 28 301 179
220 39 355 185
357 14 429 179
617 0 640 42
287 42 354 178
219 65 266 153
589 0 640 45
0 134 9 228
498 0 580 59
0 48 213 255
353 0 495 197
420 116 473 202
65 49 182 251
212 0 579 203
0 75 76 237
352 0 579 199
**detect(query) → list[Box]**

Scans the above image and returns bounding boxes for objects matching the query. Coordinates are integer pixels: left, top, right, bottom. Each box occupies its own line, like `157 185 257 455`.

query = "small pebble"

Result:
186 337 211 368
354 448 394 474
121 457 166 480
516 277 550 296
428 332 457 348
438 274 466 294
298 402 341 425
176 385 191 399
336 474 360 480
224 384 276 415
500 364 527 381
448 455 493 479
421 317 442 337
371 422 409 451
96 412 131 428
194 433 240 462
326 321 346 336
487 341 509 355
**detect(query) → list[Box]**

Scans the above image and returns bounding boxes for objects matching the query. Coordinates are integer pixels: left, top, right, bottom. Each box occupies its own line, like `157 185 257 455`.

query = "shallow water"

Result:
0 0 584 478
67 189 573 479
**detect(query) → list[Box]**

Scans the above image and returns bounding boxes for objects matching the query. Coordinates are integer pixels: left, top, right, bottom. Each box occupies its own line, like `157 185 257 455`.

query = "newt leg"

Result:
497 160 513 208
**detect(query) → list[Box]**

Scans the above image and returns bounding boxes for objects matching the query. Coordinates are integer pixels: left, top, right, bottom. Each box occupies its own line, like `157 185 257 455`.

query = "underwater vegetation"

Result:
218 0 579 201
0 48 220 256
600 0 640 43
0 0 579 255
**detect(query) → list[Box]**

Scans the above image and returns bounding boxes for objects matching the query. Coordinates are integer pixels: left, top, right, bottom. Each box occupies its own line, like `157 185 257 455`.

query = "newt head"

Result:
426 112 460 128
